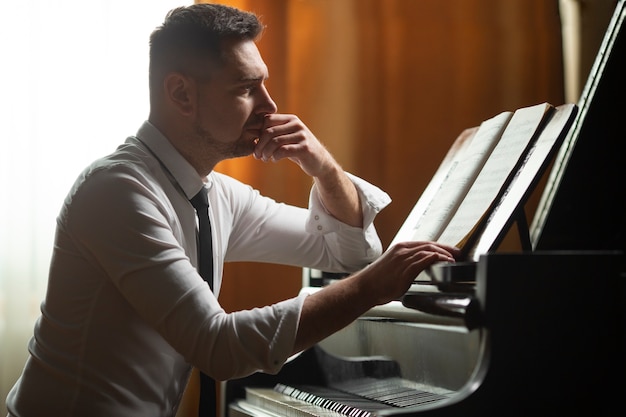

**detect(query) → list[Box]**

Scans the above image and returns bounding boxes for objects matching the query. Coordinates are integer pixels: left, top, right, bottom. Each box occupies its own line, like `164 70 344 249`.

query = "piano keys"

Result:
243 378 450 417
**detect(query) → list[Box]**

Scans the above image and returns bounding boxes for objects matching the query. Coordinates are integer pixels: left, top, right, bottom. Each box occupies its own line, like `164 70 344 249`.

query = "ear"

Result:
163 72 196 117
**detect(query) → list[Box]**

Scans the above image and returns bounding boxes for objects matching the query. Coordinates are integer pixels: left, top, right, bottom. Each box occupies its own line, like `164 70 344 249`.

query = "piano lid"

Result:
530 1 626 252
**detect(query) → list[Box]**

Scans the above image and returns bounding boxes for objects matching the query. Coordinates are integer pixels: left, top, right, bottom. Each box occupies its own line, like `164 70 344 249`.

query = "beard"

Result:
192 118 257 160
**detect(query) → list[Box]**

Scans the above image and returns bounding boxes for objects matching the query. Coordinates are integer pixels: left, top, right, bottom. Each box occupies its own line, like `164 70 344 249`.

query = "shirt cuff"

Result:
305 172 391 235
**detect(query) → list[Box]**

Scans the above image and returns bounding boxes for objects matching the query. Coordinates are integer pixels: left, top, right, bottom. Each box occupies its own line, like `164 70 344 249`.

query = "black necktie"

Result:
190 189 213 290
189 188 216 417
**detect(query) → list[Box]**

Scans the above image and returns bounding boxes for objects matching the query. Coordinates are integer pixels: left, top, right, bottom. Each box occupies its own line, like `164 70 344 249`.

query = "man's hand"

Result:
253 113 332 177
254 114 363 227
356 241 461 305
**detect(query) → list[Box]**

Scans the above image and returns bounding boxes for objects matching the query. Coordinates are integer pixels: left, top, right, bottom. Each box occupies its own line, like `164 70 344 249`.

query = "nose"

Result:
256 84 278 115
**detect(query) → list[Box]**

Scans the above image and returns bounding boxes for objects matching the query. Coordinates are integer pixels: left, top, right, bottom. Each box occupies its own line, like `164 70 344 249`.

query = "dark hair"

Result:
148 4 264 97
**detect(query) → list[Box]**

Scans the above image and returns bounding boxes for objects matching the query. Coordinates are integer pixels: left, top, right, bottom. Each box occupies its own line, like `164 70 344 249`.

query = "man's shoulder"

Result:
66 143 163 204
84 141 159 181
209 171 255 193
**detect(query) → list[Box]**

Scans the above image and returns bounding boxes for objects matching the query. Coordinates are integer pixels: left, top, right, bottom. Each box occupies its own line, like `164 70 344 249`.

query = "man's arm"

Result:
311 162 363 228
253 114 461 352
292 241 461 353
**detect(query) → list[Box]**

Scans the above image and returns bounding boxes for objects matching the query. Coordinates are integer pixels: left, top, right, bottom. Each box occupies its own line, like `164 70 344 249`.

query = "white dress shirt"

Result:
6 121 391 417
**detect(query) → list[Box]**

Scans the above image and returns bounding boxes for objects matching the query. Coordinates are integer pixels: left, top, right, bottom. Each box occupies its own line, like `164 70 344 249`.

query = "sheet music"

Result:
467 103 578 259
437 103 553 248
390 126 477 247
405 111 513 242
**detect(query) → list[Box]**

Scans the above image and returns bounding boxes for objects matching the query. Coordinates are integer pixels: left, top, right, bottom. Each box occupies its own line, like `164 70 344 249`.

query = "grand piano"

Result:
225 2 626 416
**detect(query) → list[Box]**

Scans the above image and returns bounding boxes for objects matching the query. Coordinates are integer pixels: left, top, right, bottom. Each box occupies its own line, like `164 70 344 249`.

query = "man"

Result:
6 4 458 416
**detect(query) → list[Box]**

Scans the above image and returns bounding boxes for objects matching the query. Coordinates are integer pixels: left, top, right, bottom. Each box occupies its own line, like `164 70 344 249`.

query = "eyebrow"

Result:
237 75 267 83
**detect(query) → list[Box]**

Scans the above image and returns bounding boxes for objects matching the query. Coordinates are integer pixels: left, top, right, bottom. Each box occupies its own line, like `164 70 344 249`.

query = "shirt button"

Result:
317 225 323 231
314 215 320 220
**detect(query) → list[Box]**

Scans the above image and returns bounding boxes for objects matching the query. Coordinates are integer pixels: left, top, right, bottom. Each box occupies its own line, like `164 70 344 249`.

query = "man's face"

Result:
193 39 277 159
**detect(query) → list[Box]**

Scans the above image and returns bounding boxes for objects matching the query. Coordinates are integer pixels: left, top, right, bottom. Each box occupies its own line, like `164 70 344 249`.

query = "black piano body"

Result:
225 2 626 416
227 252 624 416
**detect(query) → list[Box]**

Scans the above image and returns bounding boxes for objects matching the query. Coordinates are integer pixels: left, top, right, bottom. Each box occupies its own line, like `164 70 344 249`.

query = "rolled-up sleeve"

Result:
157 283 307 380
211 293 307 378
305 172 392 268
306 173 391 235
220 172 391 273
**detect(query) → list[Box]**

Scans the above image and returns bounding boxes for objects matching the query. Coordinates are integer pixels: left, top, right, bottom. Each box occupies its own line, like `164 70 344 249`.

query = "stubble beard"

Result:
192 121 255 161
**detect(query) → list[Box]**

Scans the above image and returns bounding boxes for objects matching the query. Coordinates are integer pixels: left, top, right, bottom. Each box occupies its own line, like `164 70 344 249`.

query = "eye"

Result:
238 83 258 96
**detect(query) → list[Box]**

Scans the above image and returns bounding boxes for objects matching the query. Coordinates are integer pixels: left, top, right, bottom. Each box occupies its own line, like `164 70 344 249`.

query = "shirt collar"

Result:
133 121 208 199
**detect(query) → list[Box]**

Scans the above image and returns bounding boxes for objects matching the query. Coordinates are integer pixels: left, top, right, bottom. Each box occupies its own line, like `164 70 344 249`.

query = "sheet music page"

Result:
405 111 513 242
390 126 478 247
437 102 553 248
467 103 577 259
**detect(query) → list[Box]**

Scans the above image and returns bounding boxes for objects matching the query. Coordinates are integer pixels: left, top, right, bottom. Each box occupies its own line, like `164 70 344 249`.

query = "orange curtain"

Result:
196 0 564 313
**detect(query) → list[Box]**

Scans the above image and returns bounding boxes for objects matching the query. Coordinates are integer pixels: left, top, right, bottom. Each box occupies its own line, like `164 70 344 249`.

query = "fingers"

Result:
252 114 291 161
374 241 460 281
408 252 442 276
394 243 460 296
360 244 453 305
253 114 314 163
391 241 461 263
403 251 452 283
384 242 460 288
